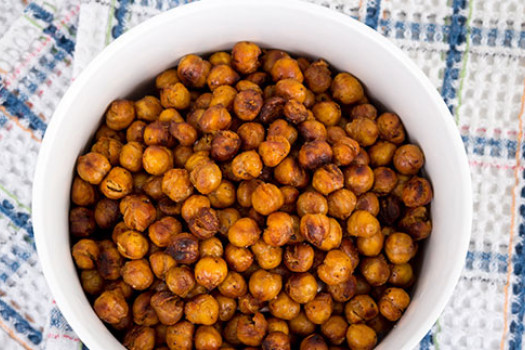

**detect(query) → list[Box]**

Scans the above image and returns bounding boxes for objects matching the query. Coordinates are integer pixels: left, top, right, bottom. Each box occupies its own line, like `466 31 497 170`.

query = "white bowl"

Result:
32 0 472 349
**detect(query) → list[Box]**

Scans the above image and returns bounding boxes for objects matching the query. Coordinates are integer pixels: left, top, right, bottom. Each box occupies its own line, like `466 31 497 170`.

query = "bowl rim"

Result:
32 0 473 349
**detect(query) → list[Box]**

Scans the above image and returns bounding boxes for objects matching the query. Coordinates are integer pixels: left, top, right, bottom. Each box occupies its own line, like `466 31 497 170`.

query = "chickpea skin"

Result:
379 287 410 321
77 152 111 185
72 239 99 269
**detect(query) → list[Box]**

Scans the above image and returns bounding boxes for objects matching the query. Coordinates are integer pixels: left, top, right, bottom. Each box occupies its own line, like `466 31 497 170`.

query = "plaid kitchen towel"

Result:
0 0 524 349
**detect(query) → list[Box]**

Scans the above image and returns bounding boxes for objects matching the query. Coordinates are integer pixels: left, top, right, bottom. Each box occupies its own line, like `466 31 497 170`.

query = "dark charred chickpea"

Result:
327 189 356 220
331 72 364 105
299 120 327 142
346 210 380 238
166 233 199 264
224 244 254 272
126 120 147 143
259 136 291 167
268 119 298 145
321 315 347 345
177 54 211 88
150 291 184 326
251 239 283 270
166 321 194 350
300 334 328 350
232 150 263 180
290 311 316 336
262 332 291 350
231 41 261 74
274 157 309 188
393 144 424 175
304 60 332 93
194 325 223 350
263 212 294 247
185 294 219 325
357 230 384 257
121 259 154 290
368 141 397 167
72 239 99 269
356 192 380 216
218 271 247 298
233 89 263 121
259 96 286 124
162 169 193 203
351 103 377 120
251 183 284 215
94 290 129 324
360 256 391 286
120 142 143 172
106 100 135 131
269 292 300 320
312 101 341 127
237 312 268 346
166 266 195 298
297 192 328 217
119 194 156 232
91 137 122 165
377 113 406 144
379 288 410 321
402 176 433 207
97 240 122 280
271 57 304 82
249 269 282 301
283 99 309 124
317 250 354 285
389 263 414 287
346 324 377 350
298 141 333 170
71 177 96 206
305 292 333 324
94 198 120 230
144 121 174 147
286 272 317 304
70 207 96 237
275 78 307 103
228 217 261 248
81 269 104 295
372 167 397 196
77 152 111 185
345 295 378 324
160 83 191 110
207 64 240 91
142 145 173 176
173 145 193 168
156 69 179 90
312 164 344 195
149 251 176 279
135 96 162 122
398 206 432 241
209 131 240 162
345 117 378 147
327 275 358 302
237 122 265 150
384 232 416 264
148 217 182 248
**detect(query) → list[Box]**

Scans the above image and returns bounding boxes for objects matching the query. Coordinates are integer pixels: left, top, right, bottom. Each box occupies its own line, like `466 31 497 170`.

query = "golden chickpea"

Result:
165 266 195 298
209 51 231 66
398 206 432 241
355 193 380 216
286 272 317 304
227 217 260 248
299 120 327 142
238 292 264 315
274 157 309 188
172 145 192 168
185 294 219 325
321 315 347 345
304 60 332 93
195 256 228 290
162 169 193 203
327 275 357 302
331 72 364 105
81 269 104 295
312 164 344 195
166 321 194 350
384 232 417 264
149 251 176 280
236 122 265 151
330 137 359 167
199 105 232 133
216 271 247 298
210 85 237 111
261 50 289 72
231 41 261 74
300 334 328 350
176 54 211 88
271 57 304 82
194 325 223 350
206 180 235 209
95 124 125 142
117 230 149 259
133 172 149 194
357 230 384 257
105 279 133 300
237 312 268 346
250 183 283 215
230 150 263 180
345 117 378 147
156 69 179 90
245 72 268 87
372 167 397 196
132 293 158 326
251 239 283 270
106 100 135 131
379 287 410 321
345 295 378 324
346 210 380 238
160 83 191 110
262 332 291 350
352 148 370 166
311 101 341 126
123 326 156 350
91 137 122 166
402 176 433 207
94 290 129 324
377 112 405 144
71 177 96 206
288 312 315 337
305 292 333 325
326 188 356 220
368 141 396 168
179 195 209 223
224 244 254 272
351 104 377 120
279 186 299 213
263 212 294 247
267 292 299 321
207 64 240 91
72 239 99 269
298 140 333 170
268 119 298 145
346 324 377 350
188 161 221 195
249 269 282 302
77 152 111 185
167 123 197 148
266 318 289 335
121 259 154 290
97 240 122 280
144 121 174 147
215 294 236 322
232 89 263 121
148 217 182 247
135 96 162 122
69 207 96 237
258 136 291 167
296 192 327 217
283 243 314 272
142 145 173 176
318 250 354 285
389 263 414 287
209 131 240 162
120 194 157 232
360 256 390 286
119 142 143 172
393 144 424 175
275 78 307 103
142 175 163 200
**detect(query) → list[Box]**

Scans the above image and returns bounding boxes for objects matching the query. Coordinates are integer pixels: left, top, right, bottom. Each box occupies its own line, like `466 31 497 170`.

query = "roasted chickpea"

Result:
204 180 235 209
271 57 304 82
237 312 268 346
274 79 307 104
123 326 155 350
300 213 330 246
77 152 111 185
198 237 223 258
165 266 195 298
346 324 377 350
267 292 300 321
94 290 129 324
304 60 332 93
95 124 125 142
195 256 228 290
389 263 414 287
283 243 314 272
258 96 285 125
346 210 380 238
105 279 133 300
357 230 384 257
180 195 210 222
237 292 263 315
379 288 410 321
372 167 397 196
321 315 347 345
227 218 261 248
141 175 163 200
148 217 182 247
327 127 348 145
331 137 360 166
229 151 263 181
117 230 149 259
185 294 219 325
327 275 357 302
251 239 283 270
398 206 432 241
355 192 380 216
278 186 299 213
258 136 291 167
208 131 240 162
133 172 149 194
300 334 328 350
188 161 221 195
158 198 183 216
207 64 240 91
317 250 354 286
216 208 240 235
217 271 247 298
194 325 223 350
156 69 179 90
149 251 176 279
331 72 364 104
249 269 282 301
234 179 260 207
351 103 377 120
274 157 309 188
360 256 390 286
312 164 344 195
236 80 263 94
345 117 378 147
106 100 135 131
214 294 236 322
286 272 317 304
166 321 194 350
97 240 122 280
384 232 416 264
165 232 199 263
311 101 341 126
144 121 174 147
304 292 333 325
345 295 378 324
70 207 96 237
392 144 424 175
231 89 263 121
121 259 154 290
81 269 104 295
251 183 284 215
263 212 294 247
326 188 356 220
71 177 96 206
377 112 405 144
289 311 316 336
91 137 122 166
72 239 99 269
149 291 184 326
119 142 143 172
142 145 173 176
265 318 288 335
262 332 291 350
224 244 254 272
231 41 261 74
298 141 333 170
209 51 231 66
176 54 211 88
120 194 156 232
237 122 265 150
171 145 193 168
268 119 298 145
367 141 396 168
402 176 433 207
299 120 327 142
167 122 197 148
134 96 162 122
160 83 191 110
198 105 232 133
162 169 193 203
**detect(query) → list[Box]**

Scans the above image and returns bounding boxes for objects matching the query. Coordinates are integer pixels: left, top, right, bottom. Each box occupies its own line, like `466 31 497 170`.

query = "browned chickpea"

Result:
355 193 380 216
299 120 327 142
166 266 195 298
81 269 104 295
167 122 197 148
402 176 433 207
266 318 289 335
271 57 304 82
304 292 333 325
266 292 300 321
217 271 247 298
105 279 133 300
300 334 328 350
172 145 193 169
166 232 199 264
237 312 268 346
121 259 154 290
150 291 184 326
120 194 156 232
95 124 125 142
377 112 405 144
351 104 377 120
216 208 240 236
156 69 179 90
304 60 332 93
262 211 293 247
208 131 240 162
311 101 341 126
196 237 222 259
274 157 309 188
91 137 122 166
286 272 317 304
142 145 173 176
378 287 410 321
367 141 396 168
214 294 236 322
312 164 344 195
162 169 193 203
134 96 162 122
346 324 377 350
133 172 149 194
345 295 378 324
237 122 265 150
236 80 263 94
126 121 146 144
393 144 424 175
268 119 298 145
69 207 96 237
384 232 417 264
331 72 364 105
318 250 354 285
144 121 174 147
258 96 285 125
148 217 182 247
296 56 310 72
209 85 237 110
209 51 231 66
283 243 314 272
181 195 210 222
117 230 149 259
71 177 96 206
282 99 308 125
258 136 291 167
227 218 260 248
149 251 176 279
353 275 372 296
141 175 163 200
94 290 129 324
262 332 291 350
389 263 414 287
224 244 254 272
204 180 235 209
345 117 378 147
105 100 135 131
231 89 263 121
176 54 211 88
327 275 357 302
166 320 194 350
372 167 397 196
189 161 222 195
235 179 261 207
77 152 111 185
123 326 155 350
198 105 231 133
195 256 228 290
330 137 359 167
251 239 283 270
321 315 347 345
351 148 370 167
298 140 333 170
346 210 380 238
72 239 99 269
250 183 283 215
357 230 384 257
338 238 360 269
194 325 223 350
159 197 183 217
237 292 263 314
279 186 299 213
398 206 432 241
275 78 307 103
207 64 240 91
185 294 219 325
160 83 191 110
296 192 327 217
261 50 289 72
299 212 331 246
360 256 390 286
97 240 122 280
326 188 355 220
119 142 143 172
288 311 315 337
231 41 261 74
249 269 282 301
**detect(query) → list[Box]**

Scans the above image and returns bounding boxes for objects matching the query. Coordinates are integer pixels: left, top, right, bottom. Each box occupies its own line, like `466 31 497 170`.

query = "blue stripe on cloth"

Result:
420 329 433 350
18 45 68 95
441 0 468 114
0 83 47 133
43 25 76 55
112 0 131 39
25 3 54 23
0 298 42 345
364 0 382 30
461 135 520 160
0 200 34 238
49 307 73 332
465 251 508 273
0 113 7 127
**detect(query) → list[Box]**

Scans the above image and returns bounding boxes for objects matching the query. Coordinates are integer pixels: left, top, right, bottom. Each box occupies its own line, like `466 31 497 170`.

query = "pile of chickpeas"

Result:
70 41 433 350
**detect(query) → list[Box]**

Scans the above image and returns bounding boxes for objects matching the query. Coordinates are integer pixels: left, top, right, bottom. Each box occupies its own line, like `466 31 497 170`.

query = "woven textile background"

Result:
0 0 524 349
